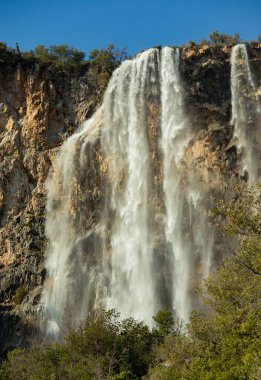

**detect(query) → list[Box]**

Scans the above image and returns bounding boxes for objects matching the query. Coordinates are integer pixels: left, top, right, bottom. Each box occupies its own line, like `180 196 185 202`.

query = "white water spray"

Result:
102 49 159 324
160 48 214 322
41 109 105 335
231 44 260 183
160 47 192 321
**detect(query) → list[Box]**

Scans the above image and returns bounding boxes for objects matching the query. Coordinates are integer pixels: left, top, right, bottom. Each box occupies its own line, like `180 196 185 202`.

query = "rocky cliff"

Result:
0 60 102 355
0 43 260 356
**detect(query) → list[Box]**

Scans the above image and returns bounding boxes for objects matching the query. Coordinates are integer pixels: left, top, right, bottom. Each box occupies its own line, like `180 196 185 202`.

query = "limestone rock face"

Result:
0 63 101 355
0 44 260 356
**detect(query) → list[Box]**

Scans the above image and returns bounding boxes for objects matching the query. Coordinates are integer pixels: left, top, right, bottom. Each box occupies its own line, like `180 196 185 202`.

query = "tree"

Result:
33 44 51 62
21 44 87 72
152 307 175 342
209 31 240 46
0 42 14 64
88 44 128 92
186 40 197 48
0 310 156 379
117 317 155 377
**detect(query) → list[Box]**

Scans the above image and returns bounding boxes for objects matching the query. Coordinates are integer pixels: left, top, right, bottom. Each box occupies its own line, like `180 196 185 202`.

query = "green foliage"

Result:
0 42 9 63
213 185 261 277
0 310 156 379
149 185 261 379
0 42 7 52
0 42 19 65
89 43 127 70
152 307 175 341
13 286 27 305
185 31 243 48
89 44 128 92
199 39 208 46
117 317 154 376
186 40 197 48
0 41 127 87
111 371 135 380
208 31 240 46
22 44 86 72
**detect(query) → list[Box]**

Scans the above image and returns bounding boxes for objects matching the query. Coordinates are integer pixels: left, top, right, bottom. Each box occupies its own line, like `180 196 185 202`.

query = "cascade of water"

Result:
40 109 105 336
186 184 214 281
160 48 215 322
102 49 160 324
41 46 218 335
231 44 260 183
160 47 192 322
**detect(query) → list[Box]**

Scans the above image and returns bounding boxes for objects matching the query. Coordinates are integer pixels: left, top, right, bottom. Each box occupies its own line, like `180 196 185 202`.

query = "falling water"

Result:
41 46 219 335
231 44 260 183
160 48 214 322
41 108 105 336
102 49 159 323
160 47 192 321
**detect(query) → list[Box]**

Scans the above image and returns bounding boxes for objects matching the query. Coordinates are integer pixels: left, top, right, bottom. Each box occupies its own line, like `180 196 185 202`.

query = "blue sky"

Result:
0 0 260 56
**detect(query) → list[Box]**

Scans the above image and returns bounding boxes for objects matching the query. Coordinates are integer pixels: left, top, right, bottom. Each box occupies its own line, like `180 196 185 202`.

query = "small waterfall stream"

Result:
41 109 105 335
231 44 261 183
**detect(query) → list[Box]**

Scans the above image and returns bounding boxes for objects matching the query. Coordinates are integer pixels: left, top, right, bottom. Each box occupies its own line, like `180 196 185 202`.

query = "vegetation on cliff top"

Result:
1 31 260 72
0 42 128 77
0 42 128 96
0 32 259 95
0 185 260 379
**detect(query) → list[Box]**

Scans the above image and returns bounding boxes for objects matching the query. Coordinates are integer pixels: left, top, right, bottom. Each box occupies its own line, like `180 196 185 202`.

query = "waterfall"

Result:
160 48 214 322
102 49 159 324
41 46 217 335
41 109 105 335
160 47 192 321
231 44 261 183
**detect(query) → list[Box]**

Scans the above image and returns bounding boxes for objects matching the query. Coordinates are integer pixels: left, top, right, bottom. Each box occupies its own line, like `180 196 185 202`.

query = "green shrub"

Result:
186 40 197 48
89 44 128 92
13 286 27 305
208 31 240 46
0 309 160 379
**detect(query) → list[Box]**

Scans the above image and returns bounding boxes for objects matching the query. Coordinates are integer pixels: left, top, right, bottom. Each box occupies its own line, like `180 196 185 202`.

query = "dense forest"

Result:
0 185 260 380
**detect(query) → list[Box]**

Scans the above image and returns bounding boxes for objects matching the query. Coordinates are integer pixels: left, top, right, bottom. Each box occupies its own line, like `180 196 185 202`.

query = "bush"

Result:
0 42 19 66
0 309 161 379
21 44 87 73
89 44 128 92
186 40 197 48
208 31 240 46
199 39 208 46
13 286 27 305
